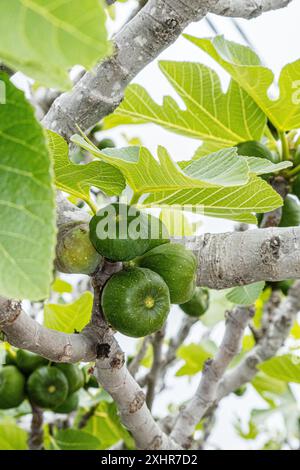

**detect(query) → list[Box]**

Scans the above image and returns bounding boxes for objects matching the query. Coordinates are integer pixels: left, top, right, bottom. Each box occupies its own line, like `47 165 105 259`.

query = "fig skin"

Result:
56 223 102 275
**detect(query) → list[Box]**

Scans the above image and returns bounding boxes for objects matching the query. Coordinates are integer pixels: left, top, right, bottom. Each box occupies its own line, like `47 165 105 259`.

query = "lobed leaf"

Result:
103 61 266 145
44 292 93 333
0 0 111 90
0 73 56 300
48 131 125 207
185 35 300 131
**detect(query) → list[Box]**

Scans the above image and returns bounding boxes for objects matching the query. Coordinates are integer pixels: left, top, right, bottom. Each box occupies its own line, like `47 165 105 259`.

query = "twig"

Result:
171 306 254 448
216 281 300 401
129 336 152 378
146 325 166 410
28 401 44 450
78 405 97 429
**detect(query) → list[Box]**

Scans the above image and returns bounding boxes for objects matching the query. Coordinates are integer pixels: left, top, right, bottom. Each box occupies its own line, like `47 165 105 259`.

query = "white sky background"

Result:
104 1 300 450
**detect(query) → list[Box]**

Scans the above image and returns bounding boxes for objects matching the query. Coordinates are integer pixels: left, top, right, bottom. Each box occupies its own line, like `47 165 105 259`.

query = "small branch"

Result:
212 0 293 18
0 298 99 363
216 281 300 401
94 337 180 449
178 226 300 289
171 306 254 448
78 405 97 429
164 316 198 368
146 325 166 410
129 336 152 378
28 401 44 450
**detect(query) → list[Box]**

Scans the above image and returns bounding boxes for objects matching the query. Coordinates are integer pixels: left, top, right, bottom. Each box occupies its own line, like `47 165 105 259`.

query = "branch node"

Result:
129 390 146 414
110 351 125 369
96 343 111 359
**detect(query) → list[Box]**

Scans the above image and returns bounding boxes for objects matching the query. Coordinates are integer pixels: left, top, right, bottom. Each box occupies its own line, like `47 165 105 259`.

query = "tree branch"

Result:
0 298 99 363
212 0 293 18
28 401 44 450
180 226 300 289
215 280 300 401
128 335 152 378
145 324 166 410
171 306 253 448
42 0 292 140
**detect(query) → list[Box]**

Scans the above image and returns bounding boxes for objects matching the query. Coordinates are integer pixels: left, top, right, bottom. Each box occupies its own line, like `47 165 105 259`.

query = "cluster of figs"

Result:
87 203 209 338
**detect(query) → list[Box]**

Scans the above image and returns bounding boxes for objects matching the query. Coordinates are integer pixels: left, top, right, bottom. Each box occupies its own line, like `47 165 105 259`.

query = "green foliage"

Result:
48 131 125 210
27 366 69 409
258 354 300 383
237 140 276 162
101 268 170 337
103 61 266 145
82 401 135 450
252 372 288 401
51 278 73 294
176 341 216 376
98 138 116 150
179 287 209 317
235 418 258 440
0 0 111 89
0 74 56 300
52 429 101 450
73 136 283 224
0 422 28 450
186 35 300 131
226 282 265 306
138 243 197 304
44 292 93 334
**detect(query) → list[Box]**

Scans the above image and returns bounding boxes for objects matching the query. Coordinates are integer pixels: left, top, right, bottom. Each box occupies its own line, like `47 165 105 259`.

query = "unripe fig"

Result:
179 287 209 317
279 195 300 227
101 267 170 337
55 223 102 275
98 138 115 150
237 140 276 163
90 203 151 262
138 243 197 304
